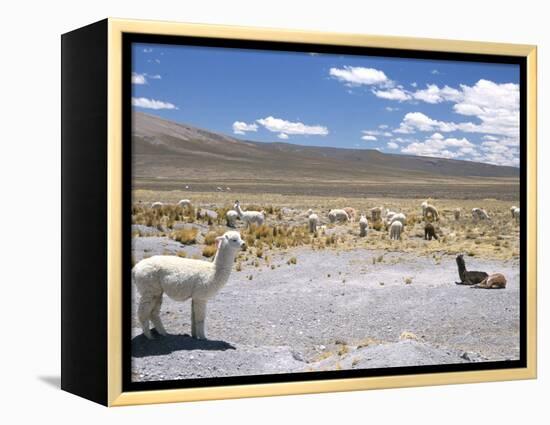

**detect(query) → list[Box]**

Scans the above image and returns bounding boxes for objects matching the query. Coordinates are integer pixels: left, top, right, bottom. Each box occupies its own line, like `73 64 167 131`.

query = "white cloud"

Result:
361 135 377 141
431 69 440 75
401 133 475 159
143 48 153 53
411 82 418 88
385 106 400 112
329 66 389 86
232 121 258 135
148 74 162 80
132 72 147 85
361 129 393 140
395 112 458 133
278 133 289 140
373 88 411 101
412 84 462 104
132 97 177 110
387 142 399 149
453 79 519 138
256 116 329 137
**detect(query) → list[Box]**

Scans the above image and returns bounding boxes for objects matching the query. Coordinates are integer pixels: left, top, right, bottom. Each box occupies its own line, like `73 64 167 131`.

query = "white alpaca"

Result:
132 231 245 340
385 210 397 222
308 212 319 233
234 200 265 227
225 209 239 227
328 209 349 223
512 207 520 223
510 206 517 218
390 212 407 226
421 201 429 216
177 199 191 208
389 220 403 240
472 208 490 220
198 208 218 221
359 214 369 237
151 202 163 209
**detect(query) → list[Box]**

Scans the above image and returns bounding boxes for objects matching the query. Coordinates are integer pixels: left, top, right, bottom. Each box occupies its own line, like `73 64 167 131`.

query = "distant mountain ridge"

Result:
132 112 519 187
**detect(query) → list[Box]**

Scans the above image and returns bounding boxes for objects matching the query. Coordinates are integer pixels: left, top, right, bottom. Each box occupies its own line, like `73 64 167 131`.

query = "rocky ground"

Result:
130 246 520 382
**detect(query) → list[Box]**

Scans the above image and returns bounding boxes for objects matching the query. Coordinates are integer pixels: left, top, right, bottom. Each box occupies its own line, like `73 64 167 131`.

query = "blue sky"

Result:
132 43 520 167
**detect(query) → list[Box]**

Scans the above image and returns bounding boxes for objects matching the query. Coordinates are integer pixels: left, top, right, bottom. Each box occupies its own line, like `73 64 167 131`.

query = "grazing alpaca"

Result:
423 205 439 221
454 208 461 221
343 207 357 222
132 231 246 340
359 214 368 237
512 207 520 223
151 201 163 209
328 209 350 223
455 254 488 286
370 207 383 222
389 212 406 226
424 223 438 240
471 273 507 289
510 206 517 218
421 201 429 215
472 208 490 220
177 199 191 208
234 200 265 227
308 212 319 233
389 220 402 240
225 209 239 227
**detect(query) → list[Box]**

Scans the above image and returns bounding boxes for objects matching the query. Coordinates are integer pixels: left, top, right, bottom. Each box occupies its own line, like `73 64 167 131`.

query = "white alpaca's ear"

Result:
216 236 224 249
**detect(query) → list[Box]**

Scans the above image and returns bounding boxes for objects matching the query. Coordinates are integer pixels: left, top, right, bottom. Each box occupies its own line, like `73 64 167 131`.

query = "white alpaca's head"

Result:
216 231 246 251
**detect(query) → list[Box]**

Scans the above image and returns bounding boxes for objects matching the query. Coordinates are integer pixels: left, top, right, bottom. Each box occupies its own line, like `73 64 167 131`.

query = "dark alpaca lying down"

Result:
455 254 488 285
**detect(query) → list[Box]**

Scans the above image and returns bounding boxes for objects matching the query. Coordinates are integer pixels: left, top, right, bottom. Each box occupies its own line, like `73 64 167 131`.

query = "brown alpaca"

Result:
343 207 357 222
424 223 438 240
472 273 507 289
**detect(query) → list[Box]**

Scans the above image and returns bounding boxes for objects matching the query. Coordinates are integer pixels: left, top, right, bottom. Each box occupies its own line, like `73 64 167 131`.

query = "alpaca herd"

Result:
150 198 520 242
134 197 517 339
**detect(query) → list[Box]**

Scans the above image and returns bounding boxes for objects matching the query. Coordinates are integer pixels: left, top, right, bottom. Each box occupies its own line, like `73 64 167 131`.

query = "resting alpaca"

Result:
132 231 246 340
471 273 507 289
424 223 438 240
455 254 488 286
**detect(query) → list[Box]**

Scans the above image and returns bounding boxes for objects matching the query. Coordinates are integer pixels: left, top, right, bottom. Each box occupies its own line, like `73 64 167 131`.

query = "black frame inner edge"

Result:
122 32 528 393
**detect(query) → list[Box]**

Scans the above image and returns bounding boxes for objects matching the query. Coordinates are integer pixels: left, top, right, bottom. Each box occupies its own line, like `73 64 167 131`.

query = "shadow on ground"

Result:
38 376 61 388
132 330 236 358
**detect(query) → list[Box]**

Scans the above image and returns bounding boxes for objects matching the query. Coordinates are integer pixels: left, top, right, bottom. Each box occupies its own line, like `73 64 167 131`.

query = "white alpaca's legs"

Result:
191 299 207 340
138 294 155 339
150 294 167 336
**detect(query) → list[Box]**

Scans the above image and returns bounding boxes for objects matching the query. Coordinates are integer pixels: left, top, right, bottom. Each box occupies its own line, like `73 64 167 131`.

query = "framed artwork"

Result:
61 18 537 406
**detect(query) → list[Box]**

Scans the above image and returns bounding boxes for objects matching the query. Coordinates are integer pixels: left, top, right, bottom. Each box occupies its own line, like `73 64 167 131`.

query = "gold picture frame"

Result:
61 18 537 407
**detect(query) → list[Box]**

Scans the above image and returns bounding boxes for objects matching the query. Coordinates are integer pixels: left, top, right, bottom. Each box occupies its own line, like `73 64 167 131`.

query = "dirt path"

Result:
131 247 520 382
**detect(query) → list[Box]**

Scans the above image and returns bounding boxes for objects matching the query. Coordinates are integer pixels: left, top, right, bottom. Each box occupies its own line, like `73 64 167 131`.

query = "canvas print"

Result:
129 42 521 384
